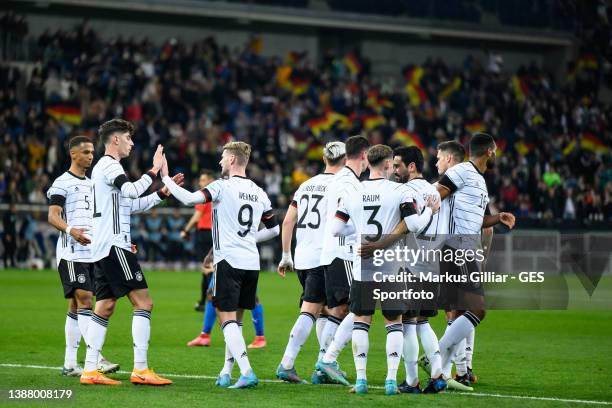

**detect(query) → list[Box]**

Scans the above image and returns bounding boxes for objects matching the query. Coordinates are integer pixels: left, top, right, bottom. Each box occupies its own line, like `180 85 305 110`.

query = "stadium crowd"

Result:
0 9 611 266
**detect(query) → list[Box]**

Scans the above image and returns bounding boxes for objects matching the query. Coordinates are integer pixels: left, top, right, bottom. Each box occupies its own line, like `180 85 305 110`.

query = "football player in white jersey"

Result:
435 133 515 388
161 141 279 389
391 145 447 394
47 136 118 377
275 141 346 384
330 145 437 395
315 135 370 385
82 119 180 386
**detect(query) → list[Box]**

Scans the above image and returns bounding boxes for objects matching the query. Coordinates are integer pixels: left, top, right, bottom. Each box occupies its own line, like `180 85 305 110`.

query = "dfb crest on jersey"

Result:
77 274 86 283
135 271 143 281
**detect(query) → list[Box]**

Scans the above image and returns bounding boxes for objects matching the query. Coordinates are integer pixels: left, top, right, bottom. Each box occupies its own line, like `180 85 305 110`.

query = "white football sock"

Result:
402 321 419 387
76 308 92 339
281 312 315 369
439 313 480 377
315 314 328 346
385 323 403 382
317 315 340 361
64 312 80 368
222 320 251 376
220 322 242 376
84 314 108 372
416 320 442 378
454 338 468 376
77 308 106 364
466 327 475 369
322 313 354 364
132 309 151 370
352 322 370 381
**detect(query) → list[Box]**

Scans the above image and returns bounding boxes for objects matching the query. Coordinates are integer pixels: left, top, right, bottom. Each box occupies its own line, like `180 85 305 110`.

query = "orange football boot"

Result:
130 368 173 386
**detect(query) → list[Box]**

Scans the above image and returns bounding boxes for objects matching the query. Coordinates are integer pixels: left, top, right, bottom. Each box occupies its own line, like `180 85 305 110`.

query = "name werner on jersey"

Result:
238 192 259 202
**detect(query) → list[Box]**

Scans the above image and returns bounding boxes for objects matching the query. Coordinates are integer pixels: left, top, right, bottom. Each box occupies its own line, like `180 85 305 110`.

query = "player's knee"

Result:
135 299 153 311
74 291 93 309
95 300 116 319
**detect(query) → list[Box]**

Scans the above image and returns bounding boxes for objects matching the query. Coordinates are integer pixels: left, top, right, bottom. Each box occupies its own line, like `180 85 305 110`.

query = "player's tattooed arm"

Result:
47 204 91 246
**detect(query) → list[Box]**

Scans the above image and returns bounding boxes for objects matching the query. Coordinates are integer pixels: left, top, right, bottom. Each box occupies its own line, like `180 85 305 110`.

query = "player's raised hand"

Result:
70 227 91 245
160 154 169 177
277 252 294 277
152 145 164 173
499 212 516 229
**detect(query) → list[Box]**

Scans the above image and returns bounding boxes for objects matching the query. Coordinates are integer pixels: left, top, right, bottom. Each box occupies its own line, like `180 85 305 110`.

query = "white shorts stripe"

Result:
68 261 75 282
114 247 132 280
118 248 133 280
212 264 217 297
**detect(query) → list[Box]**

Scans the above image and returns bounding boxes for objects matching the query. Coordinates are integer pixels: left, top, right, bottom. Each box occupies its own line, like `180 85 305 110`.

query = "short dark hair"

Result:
345 135 370 159
437 140 465 163
200 170 215 179
98 119 134 145
68 135 93 150
367 144 393 167
469 133 496 158
394 146 424 173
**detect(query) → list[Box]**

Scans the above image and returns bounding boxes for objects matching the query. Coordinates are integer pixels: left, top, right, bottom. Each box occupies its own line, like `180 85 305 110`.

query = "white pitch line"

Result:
1 363 611 406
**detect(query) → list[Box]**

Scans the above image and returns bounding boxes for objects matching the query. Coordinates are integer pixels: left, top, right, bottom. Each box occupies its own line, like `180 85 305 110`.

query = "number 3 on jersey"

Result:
237 204 253 237
364 205 382 242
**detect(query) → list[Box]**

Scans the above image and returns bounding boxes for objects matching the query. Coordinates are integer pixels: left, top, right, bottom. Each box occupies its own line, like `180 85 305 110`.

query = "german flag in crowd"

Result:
512 75 529 103
46 105 81 125
392 129 425 150
276 66 310 95
465 120 485 133
405 83 428 107
404 66 424 85
361 114 386 130
306 111 351 136
514 140 535 156
439 76 462 100
343 52 362 76
366 90 394 112
567 53 599 81
306 143 324 160
563 133 609 155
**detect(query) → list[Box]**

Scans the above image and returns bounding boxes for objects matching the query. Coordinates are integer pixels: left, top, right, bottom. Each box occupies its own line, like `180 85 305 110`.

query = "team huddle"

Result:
48 118 514 392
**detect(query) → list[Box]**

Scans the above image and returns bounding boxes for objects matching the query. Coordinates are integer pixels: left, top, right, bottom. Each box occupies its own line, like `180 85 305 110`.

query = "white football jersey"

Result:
320 167 362 265
205 176 273 271
291 173 335 270
47 171 94 265
336 178 417 281
90 155 160 261
405 177 442 236
439 161 489 235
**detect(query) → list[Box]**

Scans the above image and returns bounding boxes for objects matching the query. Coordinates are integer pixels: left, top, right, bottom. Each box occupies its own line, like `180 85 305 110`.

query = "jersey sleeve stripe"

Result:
335 210 350 222
438 175 457 193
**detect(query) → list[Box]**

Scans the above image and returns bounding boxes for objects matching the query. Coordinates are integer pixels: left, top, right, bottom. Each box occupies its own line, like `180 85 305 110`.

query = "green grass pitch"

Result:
0 269 611 407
